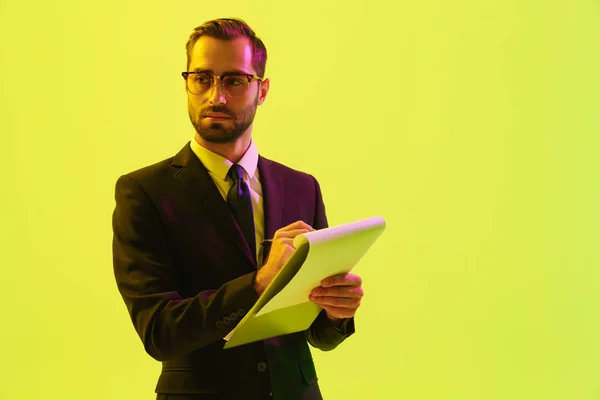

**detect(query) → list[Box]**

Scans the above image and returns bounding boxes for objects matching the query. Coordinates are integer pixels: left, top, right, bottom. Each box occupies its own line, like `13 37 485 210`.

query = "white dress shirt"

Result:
189 137 266 265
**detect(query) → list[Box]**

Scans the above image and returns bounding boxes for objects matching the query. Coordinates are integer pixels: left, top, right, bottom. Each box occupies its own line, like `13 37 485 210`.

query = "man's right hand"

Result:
253 220 315 295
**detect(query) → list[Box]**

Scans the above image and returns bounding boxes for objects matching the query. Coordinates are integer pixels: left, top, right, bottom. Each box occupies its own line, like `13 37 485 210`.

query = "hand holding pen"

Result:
253 221 315 295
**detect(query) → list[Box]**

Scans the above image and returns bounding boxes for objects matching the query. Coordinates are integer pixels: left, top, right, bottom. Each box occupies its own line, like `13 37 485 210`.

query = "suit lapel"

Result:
258 156 283 240
171 142 256 267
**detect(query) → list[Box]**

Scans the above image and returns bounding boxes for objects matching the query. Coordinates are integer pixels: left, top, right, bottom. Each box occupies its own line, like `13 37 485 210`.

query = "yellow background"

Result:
2 0 600 399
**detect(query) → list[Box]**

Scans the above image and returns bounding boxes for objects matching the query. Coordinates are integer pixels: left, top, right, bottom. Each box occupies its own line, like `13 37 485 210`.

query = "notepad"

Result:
223 216 386 349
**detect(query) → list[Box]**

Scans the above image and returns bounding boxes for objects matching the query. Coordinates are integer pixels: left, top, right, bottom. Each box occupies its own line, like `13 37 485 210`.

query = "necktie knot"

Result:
228 164 244 182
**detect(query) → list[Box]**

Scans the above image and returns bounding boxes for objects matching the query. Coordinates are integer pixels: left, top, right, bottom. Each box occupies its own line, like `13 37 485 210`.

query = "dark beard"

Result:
190 103 257 144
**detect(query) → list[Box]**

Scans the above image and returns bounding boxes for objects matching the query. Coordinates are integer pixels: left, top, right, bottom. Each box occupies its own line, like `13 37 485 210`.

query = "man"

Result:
112 18 364 400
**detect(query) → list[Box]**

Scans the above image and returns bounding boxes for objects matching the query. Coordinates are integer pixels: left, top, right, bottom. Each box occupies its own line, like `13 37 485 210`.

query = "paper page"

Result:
255 216 386 317
223 301 322 347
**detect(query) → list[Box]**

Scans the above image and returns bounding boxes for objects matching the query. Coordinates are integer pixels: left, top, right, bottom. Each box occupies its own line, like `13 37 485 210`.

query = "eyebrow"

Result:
191 68 252 76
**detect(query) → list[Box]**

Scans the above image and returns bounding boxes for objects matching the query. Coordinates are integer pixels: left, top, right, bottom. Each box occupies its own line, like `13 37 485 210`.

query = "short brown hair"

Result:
185 18 268 78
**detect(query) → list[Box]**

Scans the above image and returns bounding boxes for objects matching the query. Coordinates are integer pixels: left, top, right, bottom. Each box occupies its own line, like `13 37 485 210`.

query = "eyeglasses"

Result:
182 72 264 98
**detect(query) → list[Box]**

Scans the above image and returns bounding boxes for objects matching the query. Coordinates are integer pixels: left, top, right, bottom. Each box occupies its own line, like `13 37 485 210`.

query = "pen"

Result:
261 239 273 245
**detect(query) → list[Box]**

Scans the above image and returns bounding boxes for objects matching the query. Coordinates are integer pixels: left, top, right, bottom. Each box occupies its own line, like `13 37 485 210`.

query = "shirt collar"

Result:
190 136 259 181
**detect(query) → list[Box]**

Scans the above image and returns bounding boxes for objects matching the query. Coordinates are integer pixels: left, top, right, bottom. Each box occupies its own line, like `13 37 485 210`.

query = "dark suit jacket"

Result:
112 142 355 400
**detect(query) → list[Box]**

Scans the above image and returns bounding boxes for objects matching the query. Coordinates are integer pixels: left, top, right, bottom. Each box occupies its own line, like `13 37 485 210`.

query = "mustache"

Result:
202 109 231 116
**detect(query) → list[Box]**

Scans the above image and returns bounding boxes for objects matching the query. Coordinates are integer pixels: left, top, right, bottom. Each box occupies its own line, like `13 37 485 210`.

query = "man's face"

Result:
186 36 268 144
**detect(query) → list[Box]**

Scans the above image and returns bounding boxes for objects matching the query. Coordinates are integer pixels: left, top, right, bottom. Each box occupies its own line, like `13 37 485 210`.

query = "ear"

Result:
257 78 270 105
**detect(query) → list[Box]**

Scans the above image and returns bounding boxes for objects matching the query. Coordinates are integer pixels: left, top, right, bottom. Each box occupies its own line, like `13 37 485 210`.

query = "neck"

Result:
194 131 252 164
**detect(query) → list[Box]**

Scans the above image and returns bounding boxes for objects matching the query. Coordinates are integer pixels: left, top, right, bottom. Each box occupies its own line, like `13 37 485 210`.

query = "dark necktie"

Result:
227 164 256 264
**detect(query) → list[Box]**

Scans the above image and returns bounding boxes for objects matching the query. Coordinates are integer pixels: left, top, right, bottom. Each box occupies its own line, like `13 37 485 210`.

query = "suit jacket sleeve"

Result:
304 175 356 351
112 174 260 362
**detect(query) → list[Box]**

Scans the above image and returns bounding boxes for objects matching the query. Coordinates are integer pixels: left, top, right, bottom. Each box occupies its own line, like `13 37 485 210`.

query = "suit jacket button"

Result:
223 316 231 325
216 321 224 329
257 361 267 372
230 312 239 320
237 309 245 317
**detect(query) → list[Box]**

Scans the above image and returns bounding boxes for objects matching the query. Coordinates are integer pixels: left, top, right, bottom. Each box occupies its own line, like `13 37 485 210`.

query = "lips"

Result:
204 113 230 118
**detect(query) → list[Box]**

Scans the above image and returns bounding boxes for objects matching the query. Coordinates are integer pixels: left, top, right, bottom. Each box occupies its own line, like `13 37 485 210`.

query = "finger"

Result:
319 305 357 319
309 295 361 308
274 228 311 240
311 286 363 298
268 237 294 247
280 220 315 232
321 273 362 288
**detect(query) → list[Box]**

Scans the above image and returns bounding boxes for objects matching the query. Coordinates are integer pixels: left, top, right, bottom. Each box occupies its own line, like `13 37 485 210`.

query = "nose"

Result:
208 76 227 105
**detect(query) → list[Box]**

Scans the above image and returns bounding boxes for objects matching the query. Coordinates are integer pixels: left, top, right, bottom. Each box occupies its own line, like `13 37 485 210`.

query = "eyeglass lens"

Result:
187 74 249 97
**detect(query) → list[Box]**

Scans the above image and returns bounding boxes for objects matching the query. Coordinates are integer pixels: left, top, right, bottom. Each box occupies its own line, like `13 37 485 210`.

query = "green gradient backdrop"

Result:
2 1 599 399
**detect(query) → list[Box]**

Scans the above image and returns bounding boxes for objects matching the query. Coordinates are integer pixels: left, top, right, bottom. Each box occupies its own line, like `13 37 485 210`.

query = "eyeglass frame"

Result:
181 71 265 98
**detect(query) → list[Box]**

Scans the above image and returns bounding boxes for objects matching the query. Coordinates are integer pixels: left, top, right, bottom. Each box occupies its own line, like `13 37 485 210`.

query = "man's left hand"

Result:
309 273 363 322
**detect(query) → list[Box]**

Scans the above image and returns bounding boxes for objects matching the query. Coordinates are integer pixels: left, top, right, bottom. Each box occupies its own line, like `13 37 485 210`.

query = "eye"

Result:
195 74 212 84
223 76 245 86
